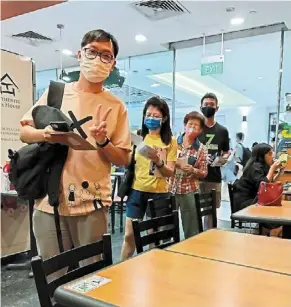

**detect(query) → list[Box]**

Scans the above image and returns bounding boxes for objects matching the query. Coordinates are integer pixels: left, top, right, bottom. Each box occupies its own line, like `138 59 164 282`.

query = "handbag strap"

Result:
128 145 136 170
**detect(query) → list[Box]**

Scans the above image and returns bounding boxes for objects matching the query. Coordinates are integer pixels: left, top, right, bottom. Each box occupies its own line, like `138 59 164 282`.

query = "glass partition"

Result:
127 51 174 131
36 69 57 100
175 32 281 146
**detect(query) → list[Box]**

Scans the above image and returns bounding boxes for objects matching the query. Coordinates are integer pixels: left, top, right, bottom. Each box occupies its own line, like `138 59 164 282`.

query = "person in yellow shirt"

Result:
121 97 177 260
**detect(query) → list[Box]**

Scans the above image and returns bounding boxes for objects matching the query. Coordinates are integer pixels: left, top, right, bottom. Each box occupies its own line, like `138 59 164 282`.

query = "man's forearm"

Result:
98 142 130 166
20 126 45 144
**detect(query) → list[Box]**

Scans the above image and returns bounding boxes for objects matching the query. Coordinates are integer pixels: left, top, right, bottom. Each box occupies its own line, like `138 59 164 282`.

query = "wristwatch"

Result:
96 136 110 148
156 160 165 169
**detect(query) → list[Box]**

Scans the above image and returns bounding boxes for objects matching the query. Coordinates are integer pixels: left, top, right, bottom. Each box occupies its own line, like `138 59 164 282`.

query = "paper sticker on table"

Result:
68 276 111 293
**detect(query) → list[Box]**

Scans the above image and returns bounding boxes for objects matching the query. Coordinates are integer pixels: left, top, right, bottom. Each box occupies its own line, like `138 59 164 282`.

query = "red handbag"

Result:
257 181 283 206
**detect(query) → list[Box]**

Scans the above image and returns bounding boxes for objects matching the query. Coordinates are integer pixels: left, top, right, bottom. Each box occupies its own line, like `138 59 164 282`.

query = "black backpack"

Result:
8 81 66 200
241 145 251 167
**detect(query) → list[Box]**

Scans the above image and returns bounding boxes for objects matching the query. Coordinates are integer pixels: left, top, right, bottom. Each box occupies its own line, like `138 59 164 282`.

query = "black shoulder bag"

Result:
117 145 136 199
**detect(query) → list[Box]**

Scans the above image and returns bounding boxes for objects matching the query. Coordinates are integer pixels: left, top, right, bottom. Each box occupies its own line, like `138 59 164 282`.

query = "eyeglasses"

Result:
145 115 163 120
83 48 114 64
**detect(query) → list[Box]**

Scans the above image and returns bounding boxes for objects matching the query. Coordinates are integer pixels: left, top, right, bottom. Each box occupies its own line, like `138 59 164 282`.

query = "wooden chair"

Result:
132 210 180 254
194 189 217 233
31 234 112 307
148 195 176 218
110 175 126 234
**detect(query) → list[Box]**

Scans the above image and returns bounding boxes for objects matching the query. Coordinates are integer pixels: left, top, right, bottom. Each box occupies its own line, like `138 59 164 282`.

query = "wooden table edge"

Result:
231 213 291 225
165 248 291 277
165 229 291 276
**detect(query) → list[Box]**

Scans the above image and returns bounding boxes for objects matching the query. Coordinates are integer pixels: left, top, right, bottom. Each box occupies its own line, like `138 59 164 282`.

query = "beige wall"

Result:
1 49 33 257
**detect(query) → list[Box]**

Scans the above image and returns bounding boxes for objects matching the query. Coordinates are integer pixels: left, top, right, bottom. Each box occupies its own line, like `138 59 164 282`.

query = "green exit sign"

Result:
201 55 224 76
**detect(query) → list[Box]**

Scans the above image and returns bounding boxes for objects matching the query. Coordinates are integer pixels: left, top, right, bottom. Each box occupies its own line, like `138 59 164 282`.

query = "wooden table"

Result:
54 249 291 307
168 229 291 275
232 201 291 239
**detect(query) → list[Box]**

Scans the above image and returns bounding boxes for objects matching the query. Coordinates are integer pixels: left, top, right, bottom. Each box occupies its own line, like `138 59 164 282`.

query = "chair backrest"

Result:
228 183 235 214
132 210 180 254
148 196 176 218
111 176 118 199
31 234 113 307
194 189 217 233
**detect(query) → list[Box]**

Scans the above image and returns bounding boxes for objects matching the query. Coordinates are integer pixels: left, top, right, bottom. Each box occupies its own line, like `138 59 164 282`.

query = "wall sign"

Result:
1 50 33 164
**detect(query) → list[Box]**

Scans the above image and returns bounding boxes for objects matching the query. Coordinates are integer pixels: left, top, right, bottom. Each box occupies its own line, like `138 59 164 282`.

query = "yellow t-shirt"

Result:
132 134 177 193
20 83 131 216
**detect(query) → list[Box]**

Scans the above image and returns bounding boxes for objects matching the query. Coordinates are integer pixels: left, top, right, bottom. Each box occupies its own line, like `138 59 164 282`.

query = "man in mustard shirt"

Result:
20 29 131 271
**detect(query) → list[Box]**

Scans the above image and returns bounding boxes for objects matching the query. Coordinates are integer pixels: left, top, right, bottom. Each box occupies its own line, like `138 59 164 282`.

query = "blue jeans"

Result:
126 189 169 219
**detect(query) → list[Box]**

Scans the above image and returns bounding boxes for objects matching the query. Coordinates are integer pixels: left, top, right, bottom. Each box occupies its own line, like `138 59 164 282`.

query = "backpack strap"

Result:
47 81 65 253
47 81 65 109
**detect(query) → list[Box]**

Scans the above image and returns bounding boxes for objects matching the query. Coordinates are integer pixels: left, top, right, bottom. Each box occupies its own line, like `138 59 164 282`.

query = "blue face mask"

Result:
144 117 162 131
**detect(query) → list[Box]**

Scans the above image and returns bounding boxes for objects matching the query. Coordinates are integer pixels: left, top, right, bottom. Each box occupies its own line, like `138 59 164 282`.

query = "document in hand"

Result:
50 132 96 150
131 133 143 146
136 142 155 158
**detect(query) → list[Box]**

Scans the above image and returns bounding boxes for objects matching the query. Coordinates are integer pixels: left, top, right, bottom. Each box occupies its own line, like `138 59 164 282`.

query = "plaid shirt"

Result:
169 135 208 195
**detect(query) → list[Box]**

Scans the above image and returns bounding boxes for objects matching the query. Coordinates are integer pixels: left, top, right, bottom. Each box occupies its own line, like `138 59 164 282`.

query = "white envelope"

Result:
131 133 143 146
137 142 155 158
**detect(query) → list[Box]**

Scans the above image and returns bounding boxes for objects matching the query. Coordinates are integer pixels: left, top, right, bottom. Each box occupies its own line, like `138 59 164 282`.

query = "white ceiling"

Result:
1 0 291 113
1 0 291 71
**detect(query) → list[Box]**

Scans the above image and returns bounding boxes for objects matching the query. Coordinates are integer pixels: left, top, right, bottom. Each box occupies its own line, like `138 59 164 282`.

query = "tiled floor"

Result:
1 203 233 307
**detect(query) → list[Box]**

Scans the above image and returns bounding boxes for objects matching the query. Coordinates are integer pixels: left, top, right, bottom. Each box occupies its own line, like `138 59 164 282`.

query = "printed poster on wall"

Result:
1 49 33 164
1 49 33 257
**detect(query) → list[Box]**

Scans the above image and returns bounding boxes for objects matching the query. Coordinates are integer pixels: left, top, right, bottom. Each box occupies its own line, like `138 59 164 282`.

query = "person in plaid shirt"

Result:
169 111 208 238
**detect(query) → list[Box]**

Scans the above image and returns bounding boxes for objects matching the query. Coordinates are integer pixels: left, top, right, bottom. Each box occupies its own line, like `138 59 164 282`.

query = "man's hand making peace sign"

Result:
89 105 112 145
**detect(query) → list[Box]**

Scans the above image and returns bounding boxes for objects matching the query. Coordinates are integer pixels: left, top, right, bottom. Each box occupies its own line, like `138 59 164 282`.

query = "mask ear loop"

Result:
162 116 168 124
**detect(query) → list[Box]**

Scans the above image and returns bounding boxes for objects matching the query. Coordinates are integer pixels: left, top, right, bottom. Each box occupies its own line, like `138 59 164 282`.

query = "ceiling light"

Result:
135 34 147 43
230 18 244 25
258 76 263 80
151 83 160 87
62 49 73 56
225 48 232 52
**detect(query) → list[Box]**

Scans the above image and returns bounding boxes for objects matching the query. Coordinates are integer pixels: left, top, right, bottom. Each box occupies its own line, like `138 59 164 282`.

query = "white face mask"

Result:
79 51 112 83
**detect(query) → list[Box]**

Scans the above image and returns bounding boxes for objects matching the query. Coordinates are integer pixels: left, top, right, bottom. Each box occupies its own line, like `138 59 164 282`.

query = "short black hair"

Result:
236 132 244 141
81 29 119 58
201 93 218 106
183 111 205 129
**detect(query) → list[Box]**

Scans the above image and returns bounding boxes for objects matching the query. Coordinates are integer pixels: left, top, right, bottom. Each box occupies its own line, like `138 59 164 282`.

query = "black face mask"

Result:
201 106 216 118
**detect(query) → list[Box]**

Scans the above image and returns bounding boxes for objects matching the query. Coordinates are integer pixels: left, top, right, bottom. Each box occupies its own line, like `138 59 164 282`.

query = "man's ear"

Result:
77 49 81 62
216 105 219 112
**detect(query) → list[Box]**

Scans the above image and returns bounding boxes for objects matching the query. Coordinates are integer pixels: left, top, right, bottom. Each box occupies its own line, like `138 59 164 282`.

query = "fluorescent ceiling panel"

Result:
151 70 257 107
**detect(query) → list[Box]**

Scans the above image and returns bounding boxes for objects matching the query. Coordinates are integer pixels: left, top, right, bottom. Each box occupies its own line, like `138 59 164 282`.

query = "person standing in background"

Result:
169 111 207 238
235 132 245 163
121 97 177 260
20 29 131 271
198 93 230 229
